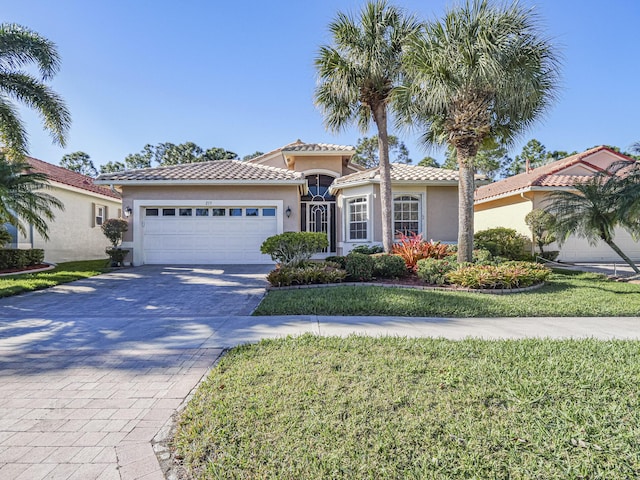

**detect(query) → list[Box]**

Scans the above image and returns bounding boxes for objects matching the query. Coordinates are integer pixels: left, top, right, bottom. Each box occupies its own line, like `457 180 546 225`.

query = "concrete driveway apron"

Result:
0 265 271 480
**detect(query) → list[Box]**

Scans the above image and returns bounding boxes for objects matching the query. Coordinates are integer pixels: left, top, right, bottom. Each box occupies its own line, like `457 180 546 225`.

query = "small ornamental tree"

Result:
260 232 328 267
525 209 556 257
101 219 128 248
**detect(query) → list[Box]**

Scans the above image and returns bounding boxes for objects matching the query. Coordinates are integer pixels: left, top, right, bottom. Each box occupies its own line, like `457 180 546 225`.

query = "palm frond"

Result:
0 96 28 159
0 23 61 80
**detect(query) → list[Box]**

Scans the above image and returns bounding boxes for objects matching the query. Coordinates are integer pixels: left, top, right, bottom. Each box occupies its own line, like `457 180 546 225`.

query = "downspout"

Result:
521 191 535 255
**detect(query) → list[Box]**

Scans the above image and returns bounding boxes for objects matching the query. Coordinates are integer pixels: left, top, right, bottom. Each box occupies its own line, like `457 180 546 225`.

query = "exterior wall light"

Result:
285 206 292 218
124 207 132 218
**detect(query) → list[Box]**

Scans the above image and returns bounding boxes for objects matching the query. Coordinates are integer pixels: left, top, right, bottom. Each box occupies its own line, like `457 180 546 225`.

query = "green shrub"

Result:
474 227 529 260
345 252 374 281
0 226 12 247
0 249 45 270
416 257 458 285
261 232 328 267
472 249 493 264
351 244 384 255
266 262 347 287
540 250 560 261
325 255 347 269
101 218 129 248
105 247 129 267
372 254 407 279
445 261 550 289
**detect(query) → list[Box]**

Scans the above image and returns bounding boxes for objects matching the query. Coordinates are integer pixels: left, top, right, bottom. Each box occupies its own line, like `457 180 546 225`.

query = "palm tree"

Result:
0 23 70 160
398 0 560 262
0 156 63 240
544 175 639 273
314 1 420 252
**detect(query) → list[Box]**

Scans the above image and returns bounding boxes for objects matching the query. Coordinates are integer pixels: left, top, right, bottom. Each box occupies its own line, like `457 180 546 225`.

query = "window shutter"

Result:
118 208 122 219
91 203 96 228
104 206 109 220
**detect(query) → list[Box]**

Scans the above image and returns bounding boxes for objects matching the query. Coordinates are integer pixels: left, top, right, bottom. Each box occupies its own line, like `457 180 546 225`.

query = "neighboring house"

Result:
11 157 122 263
474 146 639 262
95 140 475 265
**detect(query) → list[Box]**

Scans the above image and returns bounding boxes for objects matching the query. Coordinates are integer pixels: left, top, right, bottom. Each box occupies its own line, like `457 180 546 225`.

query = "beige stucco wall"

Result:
426 186 458 243
120 184 300 263
474 195 534 237
27 186 122 263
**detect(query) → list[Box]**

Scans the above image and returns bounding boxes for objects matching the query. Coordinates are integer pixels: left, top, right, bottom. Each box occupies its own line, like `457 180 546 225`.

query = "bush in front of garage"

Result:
260 232 328 267
0 249 45 270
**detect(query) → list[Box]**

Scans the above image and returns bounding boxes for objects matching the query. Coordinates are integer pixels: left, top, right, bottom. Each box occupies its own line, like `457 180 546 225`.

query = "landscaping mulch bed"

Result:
0 263 51 275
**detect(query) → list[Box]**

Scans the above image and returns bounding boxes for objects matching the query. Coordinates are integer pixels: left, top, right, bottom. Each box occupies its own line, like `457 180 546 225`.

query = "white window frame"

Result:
95 205 105 226
392 194 422 237
346 196 369 242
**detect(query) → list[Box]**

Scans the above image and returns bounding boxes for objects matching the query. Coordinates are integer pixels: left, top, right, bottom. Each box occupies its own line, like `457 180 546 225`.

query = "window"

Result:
229 208 242 217
145 208 159 216
211 208 226 216
195 208 209 216
95 205 105 226
393 195 421 236
347 197 368 241
162 208 176 216
246 208 259 217
179 208 192 216
262 208 276 217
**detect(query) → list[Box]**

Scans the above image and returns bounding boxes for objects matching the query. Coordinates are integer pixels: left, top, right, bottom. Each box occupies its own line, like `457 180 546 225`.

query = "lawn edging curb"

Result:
266 281 546 295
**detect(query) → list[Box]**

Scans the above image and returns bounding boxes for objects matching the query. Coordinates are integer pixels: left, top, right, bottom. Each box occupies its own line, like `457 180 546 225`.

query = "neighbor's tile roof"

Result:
474 146 634 202
26 156 120 199
332 163 483 189
95 160 305 182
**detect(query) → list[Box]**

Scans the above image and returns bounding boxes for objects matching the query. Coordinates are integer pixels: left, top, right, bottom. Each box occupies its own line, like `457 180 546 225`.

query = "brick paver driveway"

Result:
0 265 271 480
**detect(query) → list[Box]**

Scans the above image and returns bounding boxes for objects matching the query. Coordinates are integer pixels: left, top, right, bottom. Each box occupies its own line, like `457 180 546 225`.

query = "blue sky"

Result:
4 0 640 168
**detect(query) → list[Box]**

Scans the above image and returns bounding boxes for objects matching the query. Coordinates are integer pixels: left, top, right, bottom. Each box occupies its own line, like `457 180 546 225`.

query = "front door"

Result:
301 174 337 254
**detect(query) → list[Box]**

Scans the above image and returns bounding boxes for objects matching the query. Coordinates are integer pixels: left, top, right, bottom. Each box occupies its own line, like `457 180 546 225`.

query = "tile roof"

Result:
474 146 635 202
331 163 485 189
95 160 305 183
281 140 355 154
248 139 355 163
25 156 120 199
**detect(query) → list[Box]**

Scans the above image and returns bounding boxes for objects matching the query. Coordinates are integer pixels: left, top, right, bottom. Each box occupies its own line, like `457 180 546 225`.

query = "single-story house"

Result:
95 140 476 265
11 157 122 263
474 146 639 262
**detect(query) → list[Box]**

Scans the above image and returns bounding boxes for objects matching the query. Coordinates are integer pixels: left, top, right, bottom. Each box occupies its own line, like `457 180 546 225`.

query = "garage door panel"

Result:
557 228 640 262
142 207 278 264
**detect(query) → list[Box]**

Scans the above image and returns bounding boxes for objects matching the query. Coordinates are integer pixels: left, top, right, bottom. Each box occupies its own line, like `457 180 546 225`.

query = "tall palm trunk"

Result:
373 104 394 253
603 238 640 273
456 149 476 263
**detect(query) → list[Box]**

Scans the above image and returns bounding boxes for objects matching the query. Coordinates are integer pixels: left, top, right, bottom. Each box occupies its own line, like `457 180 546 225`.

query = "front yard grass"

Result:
0 259 109 297
254 270 640 317
173 336 640 479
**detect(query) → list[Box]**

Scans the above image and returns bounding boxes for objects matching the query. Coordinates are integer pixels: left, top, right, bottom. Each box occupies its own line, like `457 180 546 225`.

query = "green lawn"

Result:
0 259 110 297
173 336 640 479
254 270 640 317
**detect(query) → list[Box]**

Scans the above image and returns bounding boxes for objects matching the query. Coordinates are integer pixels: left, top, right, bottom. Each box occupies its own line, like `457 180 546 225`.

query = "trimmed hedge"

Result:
0 249 45 270
261 232 328 267
474 227 529 260
266 262 347 287
372 254 407 279
345 252 375 281
416 257 458 285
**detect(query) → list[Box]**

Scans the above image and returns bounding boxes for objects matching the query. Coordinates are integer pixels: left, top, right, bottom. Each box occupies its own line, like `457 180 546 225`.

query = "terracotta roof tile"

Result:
475 146 635 202
332 163 485 189
95 160 305 183
248 139 355 163
25 156 120 199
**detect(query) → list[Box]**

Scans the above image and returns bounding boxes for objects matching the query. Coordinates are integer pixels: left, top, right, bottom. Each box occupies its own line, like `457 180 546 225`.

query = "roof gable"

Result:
248 139 355 165
475 146 636 202
25 156 120 199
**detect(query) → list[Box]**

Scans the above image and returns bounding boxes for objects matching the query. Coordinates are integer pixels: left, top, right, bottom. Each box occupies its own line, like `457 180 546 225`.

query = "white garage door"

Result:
557 228 640 262
142 206 278 264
